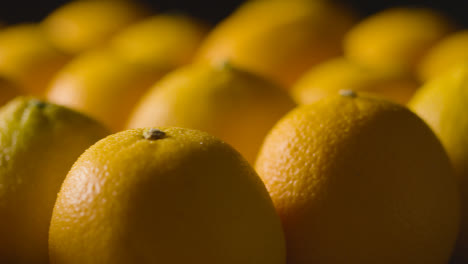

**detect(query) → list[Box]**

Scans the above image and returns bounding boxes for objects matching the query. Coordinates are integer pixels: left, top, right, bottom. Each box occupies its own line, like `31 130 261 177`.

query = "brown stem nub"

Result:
339 89 357 98
30 99 47 109
143 128 166 140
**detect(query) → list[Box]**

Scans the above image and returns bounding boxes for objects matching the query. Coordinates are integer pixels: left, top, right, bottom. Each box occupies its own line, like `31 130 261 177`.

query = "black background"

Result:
0 0 467 27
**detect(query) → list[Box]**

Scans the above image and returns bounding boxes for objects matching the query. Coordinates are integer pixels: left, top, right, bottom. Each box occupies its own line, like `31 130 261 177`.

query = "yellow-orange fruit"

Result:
256 91 460 264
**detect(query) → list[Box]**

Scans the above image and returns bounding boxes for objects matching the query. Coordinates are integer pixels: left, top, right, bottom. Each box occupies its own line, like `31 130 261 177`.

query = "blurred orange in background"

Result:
110 13 209 70
127 61 296 164
418 30 468 82
46 49 166 132
344 7 454 77
291 57 419 105
0 77 23 106
47 13 209 132
0 24 69 96
196 0 357 88
41 0 149 55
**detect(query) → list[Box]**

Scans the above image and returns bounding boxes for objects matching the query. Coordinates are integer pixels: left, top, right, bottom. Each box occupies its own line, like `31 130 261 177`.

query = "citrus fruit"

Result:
418 30 468 81
0 97 109 263
196 0 357 88
255 91 460 264
110 13 208 70
0 24 69 96
344 7 453 76
46 49 166 132
49 127 286 264
0 77 23 106
41 0 148 54
291 57 419 105
126 62 296 164
409 64 468 262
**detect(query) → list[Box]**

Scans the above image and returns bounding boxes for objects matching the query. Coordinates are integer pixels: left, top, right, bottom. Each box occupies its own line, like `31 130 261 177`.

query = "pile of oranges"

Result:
0 0 467 263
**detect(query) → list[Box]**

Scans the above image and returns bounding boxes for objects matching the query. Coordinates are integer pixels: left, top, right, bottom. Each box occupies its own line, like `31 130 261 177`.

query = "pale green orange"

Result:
0 97 109 263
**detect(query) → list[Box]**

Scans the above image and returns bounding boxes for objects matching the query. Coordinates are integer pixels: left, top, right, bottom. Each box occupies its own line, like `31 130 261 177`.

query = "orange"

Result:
256 91 460 264
344 7 453 76
0 97 109 263
409 64 468 262
417 30 468 81
110 13 209 70
41 0 148 54
196 0 356 88
49 127 286 264
46 49 166 132
126 62 296 164
291 57 419 105
0 24 69 96
0 77 23 106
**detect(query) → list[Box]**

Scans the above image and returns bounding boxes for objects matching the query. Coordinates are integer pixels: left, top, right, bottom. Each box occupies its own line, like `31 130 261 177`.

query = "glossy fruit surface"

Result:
127 62 295 164
49 127 286 264
409 64 468 262
0 97 109 263
256 91 460 264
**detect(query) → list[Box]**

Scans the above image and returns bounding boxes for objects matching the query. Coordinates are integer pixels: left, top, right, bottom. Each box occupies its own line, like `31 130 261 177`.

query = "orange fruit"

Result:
41 0 148 54
49 127 286 264
291 57 419 105
0 77 23 106
196 0 356 88
0 97 109 263
344 7 453 76
0 24 69 96
409 64 468 262
126 62 296 164
256 91 460 264
110 13 209 70
46 49 166 132
418 30 468 81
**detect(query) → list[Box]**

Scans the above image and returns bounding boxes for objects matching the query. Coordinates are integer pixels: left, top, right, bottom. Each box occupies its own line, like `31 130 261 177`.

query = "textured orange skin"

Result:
291 57 419 105
126 62 296 164
256 93 460 264
0 24 69 96
196 0 357 88
0 97 109 263
344 7 454 76
409 65 468 262
47 49 166 132
418 30 468 82
41 0 148 55
49 127 286 264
